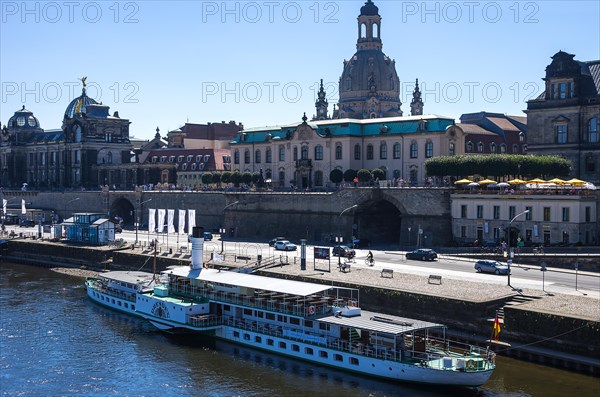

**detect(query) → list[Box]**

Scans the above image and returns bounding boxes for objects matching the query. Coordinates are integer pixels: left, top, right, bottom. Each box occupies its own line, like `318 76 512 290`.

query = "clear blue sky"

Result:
2 1 599 140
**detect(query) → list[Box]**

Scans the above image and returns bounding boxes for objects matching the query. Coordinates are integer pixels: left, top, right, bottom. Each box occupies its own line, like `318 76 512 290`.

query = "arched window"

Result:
360 23 366 38
393 143 401 159
279 145 285 161
519 132 525 142
380 142 387 159
410 142 418 158
490 143 496 153
586 153 596 173
588 118 598 143
301 146 309 160
279 170 285 185
234 150 240 164
366 144 373 160
255 149 261 164
314 171 323 186
500 144 506 154
314 145 323 160
373 23 379 38
293 146 298 161
335 144 342 160
244 149 250 163
477 142 484 152
107 152 113 164
449 142 456 156
512 144 518 154
466 141 473 152
425 141 433 158
266 148 272 163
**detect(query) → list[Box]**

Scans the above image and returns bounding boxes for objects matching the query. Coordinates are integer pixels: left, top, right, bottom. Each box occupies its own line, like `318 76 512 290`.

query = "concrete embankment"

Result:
1 238 598 375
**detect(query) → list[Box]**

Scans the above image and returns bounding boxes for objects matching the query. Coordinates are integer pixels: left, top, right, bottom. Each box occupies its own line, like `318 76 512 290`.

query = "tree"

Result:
212 172 222 187
357 168 372 182
242 172 253 185
231 171 242 187
329 169 343 184
251 172 261 184
343 169 357 182
221 171 232 185
201 172 213 185
372 168 385 181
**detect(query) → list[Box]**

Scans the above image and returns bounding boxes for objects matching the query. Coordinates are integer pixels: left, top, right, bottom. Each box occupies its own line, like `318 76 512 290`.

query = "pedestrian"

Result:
353 176 358 187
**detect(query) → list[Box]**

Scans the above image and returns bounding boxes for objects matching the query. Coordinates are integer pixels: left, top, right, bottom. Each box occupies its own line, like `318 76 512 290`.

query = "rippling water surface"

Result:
1 263 598 397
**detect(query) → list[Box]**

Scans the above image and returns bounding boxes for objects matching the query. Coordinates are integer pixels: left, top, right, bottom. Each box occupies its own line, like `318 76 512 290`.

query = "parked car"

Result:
351 238 371 248
332 245 355 258
474 260 510 275
269 236 286 247
203 232 213 241
406 248 438 261
19 220 35 227
274 240 297 251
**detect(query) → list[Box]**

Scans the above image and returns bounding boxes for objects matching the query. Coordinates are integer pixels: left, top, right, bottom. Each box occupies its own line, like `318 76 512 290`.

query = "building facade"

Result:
526 51 600 184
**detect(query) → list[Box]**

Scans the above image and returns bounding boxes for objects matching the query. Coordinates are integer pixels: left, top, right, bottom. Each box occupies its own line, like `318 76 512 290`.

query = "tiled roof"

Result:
585 60 600 96
487 117 522 132
182 122 242 141
456 123 497 135
144 148 231 172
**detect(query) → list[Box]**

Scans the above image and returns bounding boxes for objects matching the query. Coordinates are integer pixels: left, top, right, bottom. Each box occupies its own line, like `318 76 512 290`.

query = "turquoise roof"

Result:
231 115 455 144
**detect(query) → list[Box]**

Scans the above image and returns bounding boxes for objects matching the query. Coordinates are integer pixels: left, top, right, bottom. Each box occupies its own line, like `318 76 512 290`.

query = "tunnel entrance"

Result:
354 200 402 245
110 198 135 226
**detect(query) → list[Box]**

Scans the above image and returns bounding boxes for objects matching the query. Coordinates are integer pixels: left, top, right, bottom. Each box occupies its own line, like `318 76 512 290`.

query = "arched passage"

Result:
354 200 402 244
110 198 135 226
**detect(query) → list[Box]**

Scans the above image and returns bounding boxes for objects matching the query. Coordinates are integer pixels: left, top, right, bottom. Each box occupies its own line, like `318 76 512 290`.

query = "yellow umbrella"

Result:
478 179 497 185
547 178 566 184
507 178 527 185
566 178 586 186
528 178 546 183
454 179 473 185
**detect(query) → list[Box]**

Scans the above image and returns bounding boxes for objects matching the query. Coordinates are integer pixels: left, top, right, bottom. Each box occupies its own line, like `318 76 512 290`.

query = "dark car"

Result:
351 238 371 248
406 248 438 261
19 220 35 227
332 245 355 258
269 237 286 247
203 232 213 241
474 260 510 275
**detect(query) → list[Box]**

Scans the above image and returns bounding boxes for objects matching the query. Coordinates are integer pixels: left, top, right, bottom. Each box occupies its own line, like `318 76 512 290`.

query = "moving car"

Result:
332 245 355 258
474 260 510 275
406 248 438 261
274 240 297 251
269 237 286 247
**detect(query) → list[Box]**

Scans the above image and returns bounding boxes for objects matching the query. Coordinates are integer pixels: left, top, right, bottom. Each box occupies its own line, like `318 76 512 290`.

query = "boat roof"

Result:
100 271 155 284
168 267 332 297
319 310 445 336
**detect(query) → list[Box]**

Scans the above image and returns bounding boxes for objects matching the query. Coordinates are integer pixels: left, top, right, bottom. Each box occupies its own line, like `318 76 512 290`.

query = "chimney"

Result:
190 226 205 269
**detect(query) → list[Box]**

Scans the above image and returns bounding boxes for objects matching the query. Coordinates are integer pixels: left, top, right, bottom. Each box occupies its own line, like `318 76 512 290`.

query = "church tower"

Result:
336 1 402 119
410 79 424 116
313 79 329 120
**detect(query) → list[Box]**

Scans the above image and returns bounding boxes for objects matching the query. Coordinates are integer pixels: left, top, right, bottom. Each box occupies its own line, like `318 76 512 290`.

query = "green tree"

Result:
231 171 242 187
221 171 232 185
329 169 343 184
242 172 253 185
201 172 213 185
212 172 222 187
372 168 385 181
357 168 372 182
251 172 261 184
343 169 357 183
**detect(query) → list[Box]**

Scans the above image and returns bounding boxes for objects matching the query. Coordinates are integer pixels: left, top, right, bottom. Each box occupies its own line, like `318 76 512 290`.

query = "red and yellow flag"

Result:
493 316 501 341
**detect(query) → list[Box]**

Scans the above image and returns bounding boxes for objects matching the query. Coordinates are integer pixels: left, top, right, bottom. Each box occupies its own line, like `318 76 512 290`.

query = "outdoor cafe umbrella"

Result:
467 182 480 187
478 179 497 185
528 178 546 184
497 182 510 188
566 178 586 186
507 178 527 185
454 179 473 185
547 178 566 184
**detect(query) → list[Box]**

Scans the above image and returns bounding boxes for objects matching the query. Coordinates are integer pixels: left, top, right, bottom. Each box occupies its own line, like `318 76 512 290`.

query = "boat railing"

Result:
88 280 136 302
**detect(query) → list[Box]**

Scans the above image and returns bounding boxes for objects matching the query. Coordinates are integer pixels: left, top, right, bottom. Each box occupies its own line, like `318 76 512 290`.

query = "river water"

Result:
1 262 598 397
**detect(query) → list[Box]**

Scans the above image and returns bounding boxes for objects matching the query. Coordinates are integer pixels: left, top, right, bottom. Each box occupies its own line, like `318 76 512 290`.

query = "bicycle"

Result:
365 257 375 266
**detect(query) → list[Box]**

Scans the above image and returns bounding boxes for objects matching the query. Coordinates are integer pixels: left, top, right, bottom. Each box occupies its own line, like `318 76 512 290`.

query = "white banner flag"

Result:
212 251 223 263
2 199 6 215
21 199 26 215
157 209 166 233
167 209 175 233
148 209 156 232
188 209 196 231
178 209 186 234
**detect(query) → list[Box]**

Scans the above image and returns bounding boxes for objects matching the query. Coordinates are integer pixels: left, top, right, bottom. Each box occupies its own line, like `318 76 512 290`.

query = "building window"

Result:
490 143 496 153
461 205 467 218
508 206 516 220
585 207 591 222
255 149 261 164
279 145 285 162
314 171 323 186
353 144 361 160
243 149 249 164
314 145 323 160
279 170 285 184
588 118 599 143
301 146 309 160
234 150 240 164
586 154 596 173
335 144 342 160
466 141 473 152
494 227 501 240
556 125 567 144
519 132 525 142
265 148 272 163
410 142 418 159
512 144 518 154
393 143 401 159
366 144 373 160
562 208 570 222
477 142 484 152
187 155 193 162
449 142 455 156
500 144 506 153
380 142 387 159
460 225 466 238
425 141 433 158
293 147 298 161
543 207 551 221
476 205 483 219
493 206 500 220
526 206 532 220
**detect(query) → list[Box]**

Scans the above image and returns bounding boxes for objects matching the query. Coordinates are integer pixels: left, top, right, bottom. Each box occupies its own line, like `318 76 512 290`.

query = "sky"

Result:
1 0 599 140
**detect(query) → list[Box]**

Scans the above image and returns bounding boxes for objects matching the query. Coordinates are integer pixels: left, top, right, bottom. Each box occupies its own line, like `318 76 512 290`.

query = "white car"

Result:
274 240 297 251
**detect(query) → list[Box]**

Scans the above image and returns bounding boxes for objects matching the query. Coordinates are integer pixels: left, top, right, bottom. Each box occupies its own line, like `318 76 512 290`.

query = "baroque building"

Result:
0 80 132 189
526 51 600 184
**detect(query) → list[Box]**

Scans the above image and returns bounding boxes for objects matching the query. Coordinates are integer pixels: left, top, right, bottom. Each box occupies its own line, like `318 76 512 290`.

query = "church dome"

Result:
64 88 98 119
339 49 400 101
8 105 41 129
360 0 379 16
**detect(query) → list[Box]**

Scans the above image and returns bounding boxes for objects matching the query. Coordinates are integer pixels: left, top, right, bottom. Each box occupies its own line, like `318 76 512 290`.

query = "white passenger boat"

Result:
134 228 496 387
85 271 155 316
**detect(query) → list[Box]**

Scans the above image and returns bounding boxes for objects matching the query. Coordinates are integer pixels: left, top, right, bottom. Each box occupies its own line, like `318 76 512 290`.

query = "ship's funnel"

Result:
191 226 204 269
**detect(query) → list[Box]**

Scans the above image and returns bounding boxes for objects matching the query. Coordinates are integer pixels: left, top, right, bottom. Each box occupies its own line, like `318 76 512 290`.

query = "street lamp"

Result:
219 227 227 253
335 235 343 268
339 204 358 243
135 198 152 245
507 209 529 287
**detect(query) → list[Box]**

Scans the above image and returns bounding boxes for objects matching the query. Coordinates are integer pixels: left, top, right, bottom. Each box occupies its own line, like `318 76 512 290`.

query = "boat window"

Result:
334 354 343 362
244 334 250 341
277 315 286 323
290 318 300 325
319 351 328 358
224 305 231 311
292 345 300 352
131 305 135 310
319 323 329 331
255 336 262 343
256 312 264 318
349 357 359 365
118 301 122 306
112 299 115 304
267 339 274 346
279 342 286 349
304 320 313 328
124 303 128 308
305 347 314 355
244 308 252 315
233 331 240 338
266 313 275 320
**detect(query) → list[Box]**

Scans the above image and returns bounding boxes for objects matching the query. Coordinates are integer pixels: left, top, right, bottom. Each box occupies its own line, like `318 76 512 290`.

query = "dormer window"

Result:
187 155 193 162
169 156 175 163
160 156 166 163
191 163 197 171
152 156 158 163
519 132 525 142
204 155 210 162
182 163 187 171
178 156 183 163
196 155 202 162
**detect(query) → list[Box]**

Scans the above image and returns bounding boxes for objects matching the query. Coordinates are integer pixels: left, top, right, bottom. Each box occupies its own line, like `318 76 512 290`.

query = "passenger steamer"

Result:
133 228 496 387
86 271 155 315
